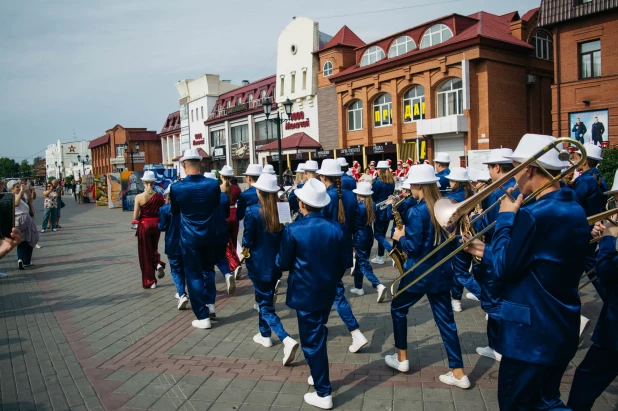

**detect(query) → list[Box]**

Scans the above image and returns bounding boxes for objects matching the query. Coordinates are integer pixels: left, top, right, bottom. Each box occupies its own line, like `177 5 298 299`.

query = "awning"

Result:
256 132 321 152
173 148 209 162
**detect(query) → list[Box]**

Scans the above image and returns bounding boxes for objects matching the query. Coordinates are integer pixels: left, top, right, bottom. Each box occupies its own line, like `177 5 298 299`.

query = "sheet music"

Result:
277 202 292 224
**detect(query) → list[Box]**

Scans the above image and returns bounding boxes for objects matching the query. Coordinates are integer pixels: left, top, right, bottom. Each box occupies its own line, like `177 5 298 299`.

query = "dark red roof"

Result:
172 148 209 162
521 7 539 22
159 111 181 135
320 26 365 51
256 132 321 152
130 131 159 141
88 135 109 149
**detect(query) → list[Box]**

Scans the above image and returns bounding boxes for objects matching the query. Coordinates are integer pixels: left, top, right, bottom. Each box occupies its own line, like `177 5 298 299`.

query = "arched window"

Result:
389 36 416 58
348 100 363 131
373 94 392 127
437 78 463 117
420 24 453 49
533 31 553 61
360 46 386 67
403 86 425 122
323 61 333 77
248 94 253 102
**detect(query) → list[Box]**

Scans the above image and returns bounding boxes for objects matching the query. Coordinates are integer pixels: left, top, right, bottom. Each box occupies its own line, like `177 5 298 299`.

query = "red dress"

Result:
136 193 166 288
225 185 242 272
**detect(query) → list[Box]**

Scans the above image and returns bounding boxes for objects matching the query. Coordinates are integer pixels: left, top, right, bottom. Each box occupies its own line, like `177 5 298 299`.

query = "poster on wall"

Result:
467 150 492 182
569 109 609 147
82 176 95 202
107 173 122 209
121 169 177 211
95 175 109 206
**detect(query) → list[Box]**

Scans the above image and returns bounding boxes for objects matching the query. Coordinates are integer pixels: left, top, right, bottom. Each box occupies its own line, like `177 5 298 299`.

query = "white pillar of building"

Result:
248 114 256 164
224 120 231 165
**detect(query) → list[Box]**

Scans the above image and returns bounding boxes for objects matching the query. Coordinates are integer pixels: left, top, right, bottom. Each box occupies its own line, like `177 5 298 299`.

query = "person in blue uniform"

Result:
242 173 300 365
276 179 344 410
388 164 471 389
337 157 357 191
170 149 227 330
349 182 387 303
434 152 451 194
288 160 318 218
464 134 590 410
236 164 263 222
370 161 395 265
375 182 417 256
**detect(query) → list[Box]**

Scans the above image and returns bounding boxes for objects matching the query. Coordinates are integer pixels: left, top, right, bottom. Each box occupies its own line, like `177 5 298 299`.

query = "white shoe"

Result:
349 331 369 353
350 287 365 296
485 314 489 321
451 299 462 312
580 315 591 337
207 304 216 319
282 336 299 366
156 264 165 279
253 303 259 311
40 230 45 233
225 273 236 295
253 333 273 348
35 244 41 249
376 284 387 303
476 346 502 361
18 260 24 270
177 295 188 310
175 293 180 299
439 372 471 389
52 229 56 232
234 265 242 280
465 292 479 301
303 392 333 410
150 283 157 289
192 318 212 329
308 375 314 386
385 354 409 372
371 256 385 265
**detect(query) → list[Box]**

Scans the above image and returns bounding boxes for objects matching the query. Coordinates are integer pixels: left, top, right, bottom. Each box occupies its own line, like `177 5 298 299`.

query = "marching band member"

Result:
395 160 405 178
236 164 263 222
220 165 242 280
371 161 395 265
337 157 357 191
349 182 387 302
464 134 590 409
288 160 318 217
368 161 377 178
403 158 413 176
388 164 470 389
352 160 362 182
374 181 418 258
294 163 306 185
434 152 451 194
262 164 276 175
242 173 300 365
318 159 369 353
276 179 345 410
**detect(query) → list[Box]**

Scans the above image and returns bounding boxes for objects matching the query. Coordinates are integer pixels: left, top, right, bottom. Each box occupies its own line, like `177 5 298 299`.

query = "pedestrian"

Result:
41 182 58 232
7 181 39 270
75 181 83 203
51 179 64 229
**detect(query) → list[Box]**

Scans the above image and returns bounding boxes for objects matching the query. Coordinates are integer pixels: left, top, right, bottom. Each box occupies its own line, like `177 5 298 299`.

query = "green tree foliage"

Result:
599 147 618 189
19 159 33 177
0 157 20 179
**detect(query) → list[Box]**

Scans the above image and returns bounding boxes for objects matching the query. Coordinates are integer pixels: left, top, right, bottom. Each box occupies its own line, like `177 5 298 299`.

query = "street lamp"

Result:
124 142 140 171
263 97 293 184
77 154 89 178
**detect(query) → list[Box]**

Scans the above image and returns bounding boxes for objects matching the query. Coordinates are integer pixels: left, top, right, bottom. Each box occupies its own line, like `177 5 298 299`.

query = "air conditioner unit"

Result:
526 75 537 85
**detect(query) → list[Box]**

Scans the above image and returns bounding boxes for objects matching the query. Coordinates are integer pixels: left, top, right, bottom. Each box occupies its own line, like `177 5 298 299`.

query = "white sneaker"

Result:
253 303 259 311
350 287 365 296
35 244 41 249
282 336 299 366
439 372 471 389
485 314 489 321
376 284 387 303
580 315 591 337
385 354 409 372
52 229 56 232
207 304 216 319
308 375 314 386
40 230 45 233
156 264 165 279
192 319 212 329
476 346 502 361
253 333 273 348
349 330 369 353
451 299 462 312
465 292 479 301
303 392 333 410
150 283 157 289
18 260 24 270
175 293 180 299
225 273 236 295
177 295 189 310
371 256 385 265
234 265 242 280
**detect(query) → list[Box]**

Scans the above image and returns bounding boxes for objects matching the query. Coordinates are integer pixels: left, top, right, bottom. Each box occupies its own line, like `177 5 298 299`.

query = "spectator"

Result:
51 179 64 228
0 228 22 277
76 181 83 203
7 181 39 269
41 183 58 232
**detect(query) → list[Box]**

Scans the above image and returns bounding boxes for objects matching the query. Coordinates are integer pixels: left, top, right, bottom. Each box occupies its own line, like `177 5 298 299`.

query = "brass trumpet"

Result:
376 194 403 210
239 247 250 264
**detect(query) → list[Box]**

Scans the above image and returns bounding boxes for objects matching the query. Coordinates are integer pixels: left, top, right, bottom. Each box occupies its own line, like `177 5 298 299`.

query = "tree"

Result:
599 147 618 189
0 157 19 179
20 159 33 178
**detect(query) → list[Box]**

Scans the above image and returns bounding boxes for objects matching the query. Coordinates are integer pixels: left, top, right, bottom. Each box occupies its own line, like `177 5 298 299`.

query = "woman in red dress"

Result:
133 171 166 289
220 165 242 279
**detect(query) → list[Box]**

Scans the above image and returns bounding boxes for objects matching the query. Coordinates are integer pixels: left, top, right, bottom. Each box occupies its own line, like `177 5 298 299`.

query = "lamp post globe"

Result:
283 98 293 117
262 98 272 118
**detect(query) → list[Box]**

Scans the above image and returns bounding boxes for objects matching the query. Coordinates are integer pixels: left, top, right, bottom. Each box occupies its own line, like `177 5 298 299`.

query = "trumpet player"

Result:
371 161 395 265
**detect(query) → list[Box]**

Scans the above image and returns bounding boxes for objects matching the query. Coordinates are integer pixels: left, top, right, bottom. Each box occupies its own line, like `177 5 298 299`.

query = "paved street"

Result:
0 196 616 411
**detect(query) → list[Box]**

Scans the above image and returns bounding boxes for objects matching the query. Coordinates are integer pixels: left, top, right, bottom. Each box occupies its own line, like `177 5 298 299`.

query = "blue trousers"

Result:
584 244 606 301
498 356 569 410
42 208 56 230
215 257 231 278
451 252 482 300
182 247 216 320
167 254 187 298
252 277 289 341
568 344 618 411
374 231 393 254
374 220 390 257
353 249 380 289
391 290 464 368
334 280 359 332
17 242 33 265
297 308 332 397
487 316 500 350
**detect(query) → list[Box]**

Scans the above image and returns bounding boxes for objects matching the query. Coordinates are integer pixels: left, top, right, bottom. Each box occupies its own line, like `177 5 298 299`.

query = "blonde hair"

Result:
420 183 443 245
295 173 305 184
378 168 394 185
451 181 473 200
257 190 283 233
356 195 374 226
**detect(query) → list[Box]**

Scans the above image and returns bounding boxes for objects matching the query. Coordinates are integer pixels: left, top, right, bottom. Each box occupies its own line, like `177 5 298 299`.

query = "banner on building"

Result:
569 109 609 147
107 173 122 209
121 169 177 211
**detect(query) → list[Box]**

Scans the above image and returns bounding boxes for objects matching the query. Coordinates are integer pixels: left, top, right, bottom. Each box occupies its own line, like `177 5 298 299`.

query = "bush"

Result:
599 147 618 188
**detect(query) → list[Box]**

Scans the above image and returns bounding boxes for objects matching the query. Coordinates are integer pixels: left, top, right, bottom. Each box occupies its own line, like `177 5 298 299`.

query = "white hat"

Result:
295 163 306 173
263 164 276 175
469 168 491 182
505 134 569 171
252 173 280 193
203 172 217 180
483 148 514 165
317 159 344 176
163 186 171 195
604 170 618 195
304 160 319 172
6 180 18 190
179 148 203 162
220 165 234 177
578 143 603 161
435 152 451 164
401 181 411 190
446 167 469 182
405 164 441 185
353 182 373 196
294 178 331 208
336 157 349 167
376 160 390 169
244 164 263 176
141 171 156 182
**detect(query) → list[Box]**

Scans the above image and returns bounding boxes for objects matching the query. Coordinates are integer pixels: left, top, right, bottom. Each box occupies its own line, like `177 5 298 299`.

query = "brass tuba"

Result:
388 197 408 275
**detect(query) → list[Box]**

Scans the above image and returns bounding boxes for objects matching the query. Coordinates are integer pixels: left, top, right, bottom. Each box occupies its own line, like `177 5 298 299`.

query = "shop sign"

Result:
271 154 281 161
292 152 310 161
213 146 227 161
337 147 362 156
365 143 397 155
313 150 333 159
193 133 205 146
285 111 310 130
228 103 249 115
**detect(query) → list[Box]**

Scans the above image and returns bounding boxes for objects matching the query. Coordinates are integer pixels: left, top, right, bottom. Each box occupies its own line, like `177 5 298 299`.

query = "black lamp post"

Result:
262 97 293 184
124 142 140 171
77 154 89 178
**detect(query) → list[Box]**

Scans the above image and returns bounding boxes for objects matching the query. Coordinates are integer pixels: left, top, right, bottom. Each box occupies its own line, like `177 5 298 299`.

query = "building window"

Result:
533 31 553 61
360 46 386 67
323 61 333 77
201 107 204 119
248 94 253 101
191 110 194 122
226 101 231 108
231 124 249 144
302 71 307 90
437 78 463 117
348 100 363 131
580 40 601 79
217 104 221 111
403 86 425 122
420 24 453 49
280 78 285 96
115 144 124 158
373 94 392 127
389 36 416 58
255 120 278 141
291 73 296 93
261 89 266 99
210 129 226 147
237 97 242 106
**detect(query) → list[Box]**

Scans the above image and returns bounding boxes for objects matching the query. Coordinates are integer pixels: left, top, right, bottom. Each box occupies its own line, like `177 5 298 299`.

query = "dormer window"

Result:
389 36 416 58
237 97 242 106
360 46 386 67
323 61 333 77
420 24 453 49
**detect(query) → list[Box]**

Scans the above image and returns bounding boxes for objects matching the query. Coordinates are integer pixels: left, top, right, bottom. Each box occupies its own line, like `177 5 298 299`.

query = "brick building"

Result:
539 0 618 146
88 125 161 176
318 9 553 167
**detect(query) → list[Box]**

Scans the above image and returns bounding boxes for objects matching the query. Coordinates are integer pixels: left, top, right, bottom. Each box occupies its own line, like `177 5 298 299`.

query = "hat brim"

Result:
294 169 305 173
304 168 318 172
141 178 156 182
352 189 373 195
482 160 513 165
179 156 203 162
446 176 469 182
264 171 276 175
406 177 441 184
376 166 390 169
220 172 234 177
294 189 331 208
317 170 343 176
243 172 261 176
253 182 280 193
588 155 603 161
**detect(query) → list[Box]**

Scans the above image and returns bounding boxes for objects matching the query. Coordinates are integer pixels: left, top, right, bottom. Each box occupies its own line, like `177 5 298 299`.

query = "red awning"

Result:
173 148 210 161
256 132 321 152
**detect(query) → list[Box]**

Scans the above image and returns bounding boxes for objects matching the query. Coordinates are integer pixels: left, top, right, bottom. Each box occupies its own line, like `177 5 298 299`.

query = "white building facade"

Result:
45 139 92 180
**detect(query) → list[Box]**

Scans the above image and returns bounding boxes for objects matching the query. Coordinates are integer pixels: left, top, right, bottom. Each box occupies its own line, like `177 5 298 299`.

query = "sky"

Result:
0 0 542 161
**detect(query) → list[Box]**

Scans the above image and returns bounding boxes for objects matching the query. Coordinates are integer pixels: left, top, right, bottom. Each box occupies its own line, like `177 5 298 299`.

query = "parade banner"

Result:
95 175 109 207
107 173 122 209
121 169 177 211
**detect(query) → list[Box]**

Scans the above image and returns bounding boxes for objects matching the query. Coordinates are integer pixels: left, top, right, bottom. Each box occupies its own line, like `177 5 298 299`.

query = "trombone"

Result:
579 203 618 290
390 137 587 299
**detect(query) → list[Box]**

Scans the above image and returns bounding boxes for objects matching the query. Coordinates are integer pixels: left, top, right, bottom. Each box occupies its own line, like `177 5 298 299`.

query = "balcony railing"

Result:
207 98 276 120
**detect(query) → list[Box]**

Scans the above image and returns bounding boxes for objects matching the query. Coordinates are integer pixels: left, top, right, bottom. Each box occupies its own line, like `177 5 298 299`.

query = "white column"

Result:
225 120 231 165
248 114 255 164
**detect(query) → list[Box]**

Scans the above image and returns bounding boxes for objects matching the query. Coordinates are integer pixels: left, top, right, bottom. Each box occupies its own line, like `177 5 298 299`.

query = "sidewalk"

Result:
0 197 615 411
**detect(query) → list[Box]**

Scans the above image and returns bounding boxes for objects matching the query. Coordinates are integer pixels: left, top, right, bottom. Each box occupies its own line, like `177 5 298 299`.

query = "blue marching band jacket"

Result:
242 204 283 283
593 236 618 352
572 167 608 217
341 173 357 191
436 169 451 193
353 200 374 251
236 185 259 221
158 203 181 257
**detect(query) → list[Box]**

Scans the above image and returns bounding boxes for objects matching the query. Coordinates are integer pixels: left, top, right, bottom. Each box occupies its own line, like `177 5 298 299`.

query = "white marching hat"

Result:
505 134 569 170
304 160 319 172
604 170 618 195
483 148 514 165
577 143 603 161
294 178 331 208
141 171 156 182
401 181 411 190
336 157 349 167
376 160 390 169
220 165 234 177
469 168 491 182
252 173 280 193
203 172 217 180
295 163 306 173
244 164 263 176
434 152 451 164
446 167 470 182
317 159 343 176
353 182 373 196
263 164 276 175
405 164 441 185
179 148 203 162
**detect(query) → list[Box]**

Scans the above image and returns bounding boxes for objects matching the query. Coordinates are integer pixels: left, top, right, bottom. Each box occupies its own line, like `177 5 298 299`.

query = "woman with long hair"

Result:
242 173 299 365
8 181 39 269
220 165 242 279
389 164 470 390
133 171 166 289
371 161 396 264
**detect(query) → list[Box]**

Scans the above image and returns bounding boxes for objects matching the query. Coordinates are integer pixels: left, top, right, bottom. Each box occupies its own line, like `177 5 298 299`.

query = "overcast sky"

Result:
0 0 542 161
